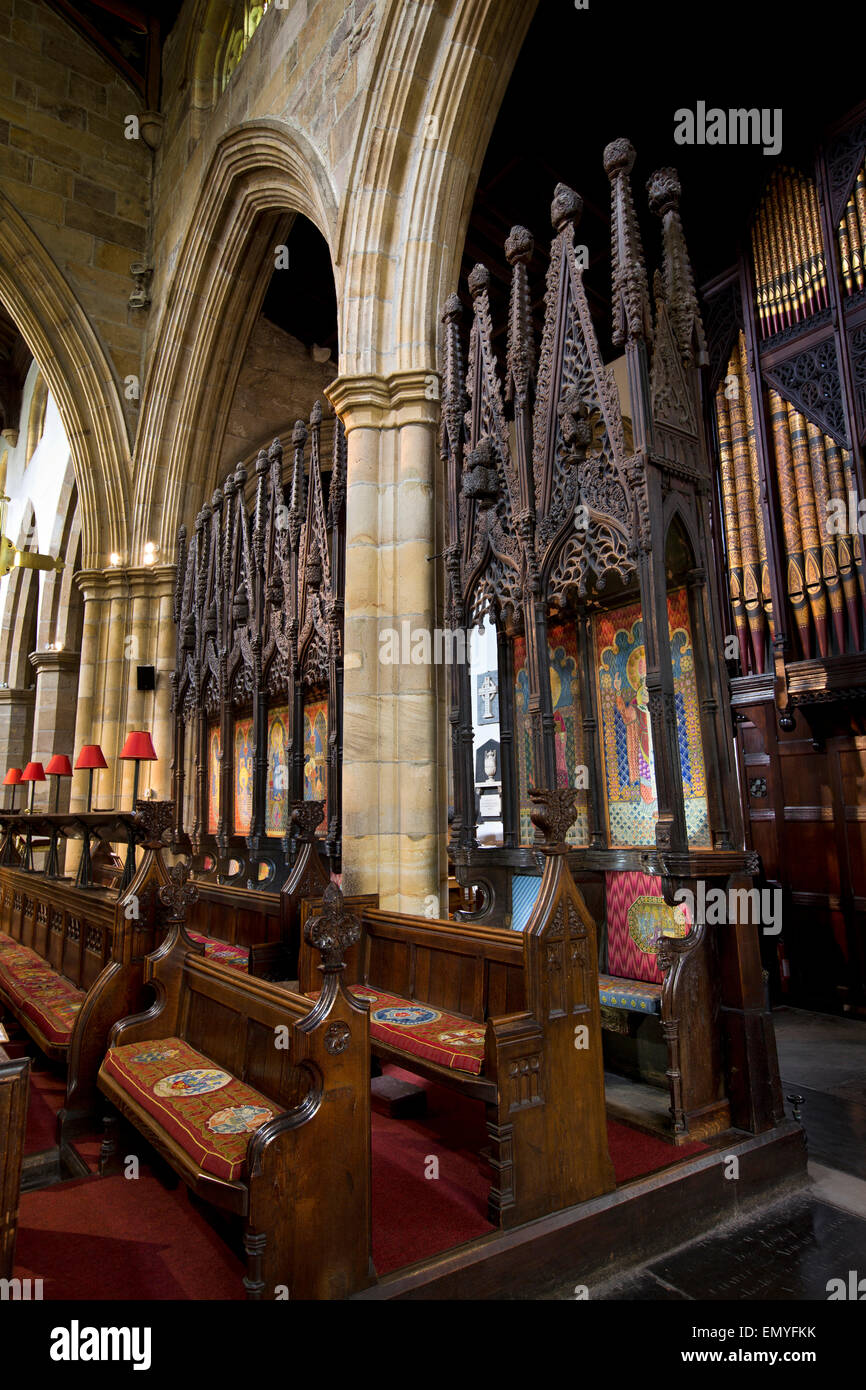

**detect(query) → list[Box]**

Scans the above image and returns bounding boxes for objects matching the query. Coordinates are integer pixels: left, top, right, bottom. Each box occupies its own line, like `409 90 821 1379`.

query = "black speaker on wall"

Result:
136 665 156 691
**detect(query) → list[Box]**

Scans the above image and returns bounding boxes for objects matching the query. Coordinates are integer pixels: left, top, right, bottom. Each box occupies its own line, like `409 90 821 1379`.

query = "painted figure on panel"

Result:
613 649 654 804
234 718 253 834
303 700 328 833
266 707 289 837
207 725 221 833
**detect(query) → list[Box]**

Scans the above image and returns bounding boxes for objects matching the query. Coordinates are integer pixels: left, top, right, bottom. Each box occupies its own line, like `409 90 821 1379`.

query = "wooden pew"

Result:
0 1047 29 1279
300 788 616 1229
0 802 179 1141
98 869 372 1300
184 799 330 979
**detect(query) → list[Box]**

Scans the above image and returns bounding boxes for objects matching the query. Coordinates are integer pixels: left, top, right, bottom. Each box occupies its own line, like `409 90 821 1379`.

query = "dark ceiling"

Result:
460 0 863 357
42 0 182 103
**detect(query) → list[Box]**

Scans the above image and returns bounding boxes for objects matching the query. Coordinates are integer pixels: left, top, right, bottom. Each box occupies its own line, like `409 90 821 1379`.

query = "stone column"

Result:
327 370 446 915
0 688 35 790
70 565 176 814
29 649 81 809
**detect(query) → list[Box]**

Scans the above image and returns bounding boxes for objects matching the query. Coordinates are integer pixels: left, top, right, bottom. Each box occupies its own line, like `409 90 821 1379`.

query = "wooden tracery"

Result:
441 139 780 1140
443 143 740 881
171 404 346 887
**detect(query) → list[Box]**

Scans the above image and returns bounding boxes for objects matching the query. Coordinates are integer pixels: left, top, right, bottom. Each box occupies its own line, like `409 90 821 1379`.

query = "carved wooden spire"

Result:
647 167 708 367
288 418 307 552
505 225 536 410
604 138 652 348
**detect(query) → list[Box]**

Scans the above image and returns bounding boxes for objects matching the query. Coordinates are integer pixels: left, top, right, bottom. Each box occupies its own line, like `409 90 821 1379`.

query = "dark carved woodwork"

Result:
441 137 776 1136
0 1052 28 1279
171 402 346 890
299 820 615 1228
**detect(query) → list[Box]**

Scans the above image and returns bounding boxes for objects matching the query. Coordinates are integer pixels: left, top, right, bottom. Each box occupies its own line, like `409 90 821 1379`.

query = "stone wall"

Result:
0 0 150 438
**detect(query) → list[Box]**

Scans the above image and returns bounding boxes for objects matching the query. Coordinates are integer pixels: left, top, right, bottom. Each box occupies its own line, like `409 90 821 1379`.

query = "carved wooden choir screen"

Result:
171 403 346 885
704 106 866 711
442 140 741 876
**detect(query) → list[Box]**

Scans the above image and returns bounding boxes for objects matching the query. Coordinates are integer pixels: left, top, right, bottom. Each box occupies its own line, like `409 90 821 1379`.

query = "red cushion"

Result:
100 1037 275 1182
187 932 249 971
0 932 84 1045
310 985 486 1075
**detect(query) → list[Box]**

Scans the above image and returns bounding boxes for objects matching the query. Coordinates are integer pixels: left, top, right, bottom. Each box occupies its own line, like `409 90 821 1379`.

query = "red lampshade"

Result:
45 754 73 777
75 744 108 771
119 731 157 761
3 768 22 786
21 762 45 782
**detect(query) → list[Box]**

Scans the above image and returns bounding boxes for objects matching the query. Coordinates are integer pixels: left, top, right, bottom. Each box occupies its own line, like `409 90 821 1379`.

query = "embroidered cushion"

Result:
598 973 662 1014
309 985 487 1075
100 1037 275 1182
187 932 250 970
0 933 84 1045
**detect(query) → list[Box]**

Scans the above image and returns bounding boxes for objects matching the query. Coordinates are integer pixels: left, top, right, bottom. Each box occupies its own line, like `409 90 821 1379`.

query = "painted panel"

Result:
266 705 289 838
207 724 221 834
303 697 328 836
513 621 587 846
233 716 253 836
595 588 709 848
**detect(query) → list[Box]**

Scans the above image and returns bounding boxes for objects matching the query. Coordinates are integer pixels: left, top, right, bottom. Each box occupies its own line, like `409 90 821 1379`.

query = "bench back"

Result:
0 871 117 992
299 901 525 1022
178 955 316 1113
0 1054 29 1279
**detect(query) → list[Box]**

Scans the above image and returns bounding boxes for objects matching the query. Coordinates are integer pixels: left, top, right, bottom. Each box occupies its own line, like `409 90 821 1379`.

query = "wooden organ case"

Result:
442 139 783 1139
170 404 346 894
703 103 866 1014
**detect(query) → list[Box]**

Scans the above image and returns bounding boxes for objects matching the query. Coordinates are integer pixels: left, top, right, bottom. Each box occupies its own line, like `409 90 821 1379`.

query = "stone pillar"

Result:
29 649 81 809
0 688 35 792
70 565 176 814
327 371 446 915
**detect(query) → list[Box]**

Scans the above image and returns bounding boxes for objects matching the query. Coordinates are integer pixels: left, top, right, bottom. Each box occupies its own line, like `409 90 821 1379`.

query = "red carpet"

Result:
24 1067 64 1154
13 1063 707 1297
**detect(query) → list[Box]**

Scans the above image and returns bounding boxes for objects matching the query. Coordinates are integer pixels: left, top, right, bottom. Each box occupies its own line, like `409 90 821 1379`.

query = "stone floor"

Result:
550 1006 866 1300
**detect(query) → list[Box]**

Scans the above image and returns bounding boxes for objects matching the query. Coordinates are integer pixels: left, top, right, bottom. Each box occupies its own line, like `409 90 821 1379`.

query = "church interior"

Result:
0 0 865 1324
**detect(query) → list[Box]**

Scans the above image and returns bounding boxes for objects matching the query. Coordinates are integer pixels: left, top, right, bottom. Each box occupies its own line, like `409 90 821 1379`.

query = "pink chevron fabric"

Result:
604 871 689 985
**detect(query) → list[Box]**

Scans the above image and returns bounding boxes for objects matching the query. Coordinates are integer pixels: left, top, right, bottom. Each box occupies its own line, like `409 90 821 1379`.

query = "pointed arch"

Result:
133 118 339 558
336 0 537 378
0 193 130 568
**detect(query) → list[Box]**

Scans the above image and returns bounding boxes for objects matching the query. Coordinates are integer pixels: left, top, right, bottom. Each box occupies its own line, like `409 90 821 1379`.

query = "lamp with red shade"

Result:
118 732 157 891
3 767 22 812
44 754 73 877
20 761 45 871
75 744 107 814
119 731 157 809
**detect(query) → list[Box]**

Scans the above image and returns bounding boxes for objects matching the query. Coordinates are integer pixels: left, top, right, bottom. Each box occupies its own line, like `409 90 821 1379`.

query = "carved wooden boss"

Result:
171 405 346 887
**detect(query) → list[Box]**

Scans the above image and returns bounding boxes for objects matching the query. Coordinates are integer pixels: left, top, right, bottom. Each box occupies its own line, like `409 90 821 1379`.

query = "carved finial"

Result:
304 881 361 972
603 137 636 177
605 138 651 348
462 435 499 507
505 225 534 265
310 399 322 426
234 463 247 489
305 538 323 590
268 436 282 466
467 263 490 299
528 786 578 850
178 524 187 543
551 183 582 233
505 226 536 408
134 798 175 849
255 447 269 476
647 166 680 217
647 166 707 367
292 419 308 448
442 292 462 322
157 859 199 923
291 799 326 840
